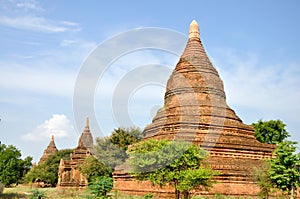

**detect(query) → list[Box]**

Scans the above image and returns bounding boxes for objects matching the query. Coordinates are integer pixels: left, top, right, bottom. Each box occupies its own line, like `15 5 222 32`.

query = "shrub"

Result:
29 189 46 199
144 193 153 198
88 176 113 199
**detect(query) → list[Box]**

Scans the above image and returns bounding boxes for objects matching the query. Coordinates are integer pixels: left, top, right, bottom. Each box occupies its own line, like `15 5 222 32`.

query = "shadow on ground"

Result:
0 193 28 199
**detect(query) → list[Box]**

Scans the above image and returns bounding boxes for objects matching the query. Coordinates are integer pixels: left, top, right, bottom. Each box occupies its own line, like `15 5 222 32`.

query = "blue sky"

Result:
0 0 300 162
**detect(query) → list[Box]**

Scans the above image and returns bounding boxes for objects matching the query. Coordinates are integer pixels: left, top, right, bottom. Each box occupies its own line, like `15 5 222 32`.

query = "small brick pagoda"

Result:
113 20 276 197
57 117 94 188
38 135 58 164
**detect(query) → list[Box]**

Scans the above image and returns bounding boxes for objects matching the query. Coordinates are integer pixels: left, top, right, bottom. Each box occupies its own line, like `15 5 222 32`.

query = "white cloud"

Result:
16 1 44 12
0 64 76 98
0 38 96 100
22 114 74 141
0 0 80 33
211 48 300 143
0 15 80 33
213 49 300 113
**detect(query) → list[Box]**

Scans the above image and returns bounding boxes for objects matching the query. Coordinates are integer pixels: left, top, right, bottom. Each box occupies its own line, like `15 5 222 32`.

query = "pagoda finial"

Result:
189 20 199 39
51 134 54 141
85 116 89 130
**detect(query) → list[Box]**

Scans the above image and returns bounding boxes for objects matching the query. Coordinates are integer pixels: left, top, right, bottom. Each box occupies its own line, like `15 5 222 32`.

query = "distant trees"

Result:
78 156 112 181
25 149 72 187
127 139 218 199
94 127 142 169
110 127 143 150
0 143 32 186
252 119 290 144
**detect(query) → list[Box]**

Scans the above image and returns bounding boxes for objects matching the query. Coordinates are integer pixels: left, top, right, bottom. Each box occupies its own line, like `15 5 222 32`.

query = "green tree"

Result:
94 136 127 169
88 176 113 199
94 127 142 169
0 143 32 186
268 141 300 199
25 149 72 186
78 156 112 181
110 127 142 150
127 139 217 199
252 119 290 144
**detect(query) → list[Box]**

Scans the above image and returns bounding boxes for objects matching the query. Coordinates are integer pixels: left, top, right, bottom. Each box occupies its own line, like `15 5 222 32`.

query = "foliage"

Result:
127 139 218 199
88 176 113 199
94 127 142 169
268 141 300 199
110 127 143 150
252 119 290 144
78 156 112 181
253 162 273 199
29 189 46 199
94 136 127 169
143 193 153 198
25 149 73 186
0 143 32 186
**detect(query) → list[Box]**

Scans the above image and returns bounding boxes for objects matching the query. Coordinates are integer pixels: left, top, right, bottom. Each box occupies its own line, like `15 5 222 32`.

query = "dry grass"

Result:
0 185 257 199
0 185 87 199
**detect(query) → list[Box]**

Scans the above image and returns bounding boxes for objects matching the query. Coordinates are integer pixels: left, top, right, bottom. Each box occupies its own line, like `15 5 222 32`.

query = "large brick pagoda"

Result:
113 20 276 197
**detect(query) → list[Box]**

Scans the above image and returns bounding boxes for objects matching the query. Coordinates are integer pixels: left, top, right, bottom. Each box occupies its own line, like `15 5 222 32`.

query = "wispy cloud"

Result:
212 48 300 127
15 1 44 12
0 38 96 101
0 64 76 98
0 16 80 33
0 0 80 33
22 114 75 141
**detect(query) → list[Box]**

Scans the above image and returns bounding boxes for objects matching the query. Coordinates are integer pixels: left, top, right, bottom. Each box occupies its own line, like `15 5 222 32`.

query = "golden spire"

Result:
189 20 199 39
51 134 54 141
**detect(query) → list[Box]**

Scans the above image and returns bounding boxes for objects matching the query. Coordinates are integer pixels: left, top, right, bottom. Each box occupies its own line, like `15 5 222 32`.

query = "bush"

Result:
144 193 153 198
88 176 113 199
29 189 46 199
0 182 4 194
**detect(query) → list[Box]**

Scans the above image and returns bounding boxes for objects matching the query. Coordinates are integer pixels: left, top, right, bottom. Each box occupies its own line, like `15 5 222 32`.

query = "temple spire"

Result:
189 20 199 39
85 116 89 130
51 134 54 141
79 116 94 151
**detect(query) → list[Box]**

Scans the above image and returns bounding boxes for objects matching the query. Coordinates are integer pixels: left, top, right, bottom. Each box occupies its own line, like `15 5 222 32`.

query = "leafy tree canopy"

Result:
24 149 72 186
87 176 113 199
127 139 218 199
94 127 142 169
0 143 32 186
110 127 143 150
78 156 112 181
252 119 290 144
268 141 300 198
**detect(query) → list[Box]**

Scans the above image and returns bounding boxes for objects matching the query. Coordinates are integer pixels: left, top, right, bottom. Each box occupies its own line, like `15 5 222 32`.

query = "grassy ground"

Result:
0 185 257 199
0 185 87 199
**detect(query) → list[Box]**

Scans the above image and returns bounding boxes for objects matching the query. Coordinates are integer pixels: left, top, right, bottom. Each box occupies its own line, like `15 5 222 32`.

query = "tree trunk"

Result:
183 191 190 199
174 180 180 199
175 189 180 199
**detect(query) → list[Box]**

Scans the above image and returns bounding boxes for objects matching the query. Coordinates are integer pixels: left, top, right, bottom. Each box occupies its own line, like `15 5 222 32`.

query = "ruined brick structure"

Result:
113 20 276 197
38 135 58 164
57 117 93 188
